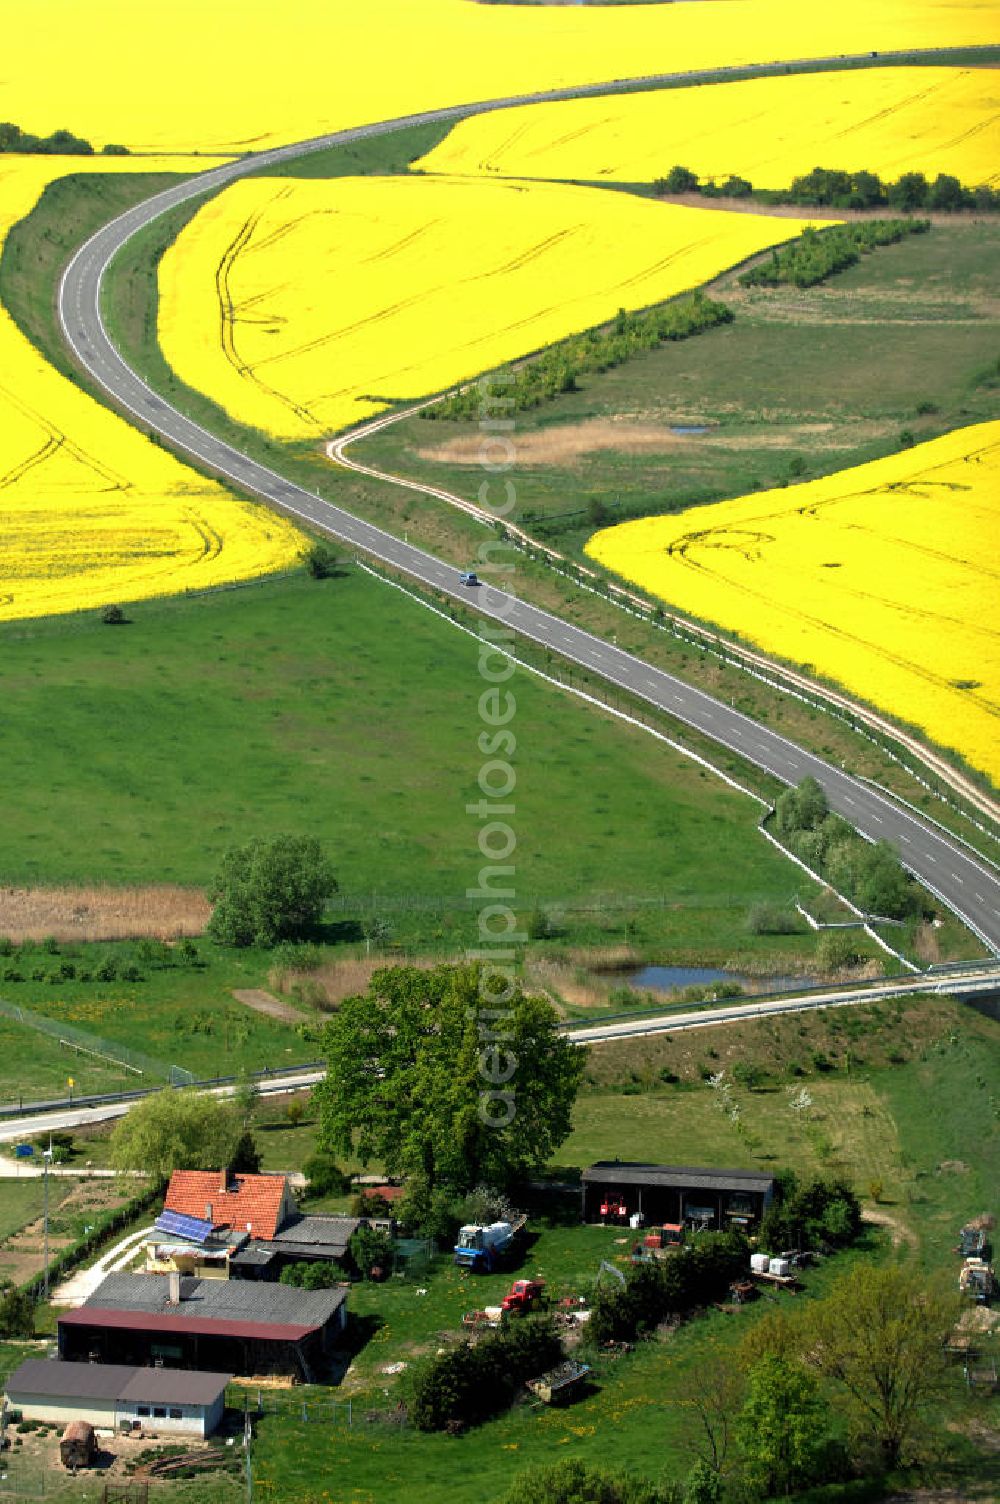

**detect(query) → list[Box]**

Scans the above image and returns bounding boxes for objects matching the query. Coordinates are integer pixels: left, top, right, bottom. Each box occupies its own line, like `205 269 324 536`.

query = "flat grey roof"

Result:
82 1272 347 1328
6 1359 229 1408
583 1163 775 1194
259 1216 359 1258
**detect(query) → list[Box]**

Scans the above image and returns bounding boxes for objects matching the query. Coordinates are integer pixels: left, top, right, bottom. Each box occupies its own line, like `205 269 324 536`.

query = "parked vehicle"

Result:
453 1217 524 1272
501 1279 546 1314
957 1225 988 1259
959 1258 995 1304
459 571 480 586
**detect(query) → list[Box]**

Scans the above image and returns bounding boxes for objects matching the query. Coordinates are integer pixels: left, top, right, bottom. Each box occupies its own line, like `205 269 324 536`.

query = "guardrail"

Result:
0 1059 326 1121
557 962 1000 1033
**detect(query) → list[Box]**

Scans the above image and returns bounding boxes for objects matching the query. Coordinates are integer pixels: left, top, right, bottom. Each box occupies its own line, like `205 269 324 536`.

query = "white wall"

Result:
8 1396 117 1428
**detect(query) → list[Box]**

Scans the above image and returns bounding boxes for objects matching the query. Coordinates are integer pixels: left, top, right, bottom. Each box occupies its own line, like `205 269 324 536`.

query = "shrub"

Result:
302 1149 347 1196
350 1224 393 1279
409 1316 563 1431
589 1232 748 1344
302 542 340 579
101 603 127 625
747 902 802 935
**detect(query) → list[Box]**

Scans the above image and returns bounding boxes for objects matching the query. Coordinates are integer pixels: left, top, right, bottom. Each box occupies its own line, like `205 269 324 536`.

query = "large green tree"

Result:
109 1089 259 1178
207 833 337 947
801 1264 958 1466
314 963 584 1192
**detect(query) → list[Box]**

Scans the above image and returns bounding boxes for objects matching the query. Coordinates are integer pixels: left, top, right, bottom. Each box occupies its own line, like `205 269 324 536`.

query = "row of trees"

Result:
656 161 1000 213
423 291 732 420
740 219 928 290
774 777 919 918
0 121 127 156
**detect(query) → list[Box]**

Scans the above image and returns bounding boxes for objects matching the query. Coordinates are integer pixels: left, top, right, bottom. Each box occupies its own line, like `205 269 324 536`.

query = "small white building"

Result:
6 1360 230 1438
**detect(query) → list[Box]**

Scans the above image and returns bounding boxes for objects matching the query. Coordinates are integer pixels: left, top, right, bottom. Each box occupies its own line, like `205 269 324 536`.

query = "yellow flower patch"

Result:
158 173 820 439
585 422 1000 784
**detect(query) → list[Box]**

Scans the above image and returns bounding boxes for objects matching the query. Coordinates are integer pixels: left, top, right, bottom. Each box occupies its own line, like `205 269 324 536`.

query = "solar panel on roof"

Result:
154 1210 215 1244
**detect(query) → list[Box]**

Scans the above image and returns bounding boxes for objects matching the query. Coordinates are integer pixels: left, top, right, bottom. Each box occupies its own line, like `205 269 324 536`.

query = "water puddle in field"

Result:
669 425 710 436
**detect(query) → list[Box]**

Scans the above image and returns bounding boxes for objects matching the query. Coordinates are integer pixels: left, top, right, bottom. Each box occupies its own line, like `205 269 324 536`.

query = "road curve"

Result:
57 61 1000 955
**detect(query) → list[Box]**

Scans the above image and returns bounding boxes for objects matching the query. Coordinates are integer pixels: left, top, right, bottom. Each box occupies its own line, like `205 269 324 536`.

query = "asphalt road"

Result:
57 63 1000 955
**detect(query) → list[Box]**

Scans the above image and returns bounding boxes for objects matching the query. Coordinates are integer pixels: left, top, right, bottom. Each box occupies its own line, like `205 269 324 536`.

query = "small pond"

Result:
629 964 814 997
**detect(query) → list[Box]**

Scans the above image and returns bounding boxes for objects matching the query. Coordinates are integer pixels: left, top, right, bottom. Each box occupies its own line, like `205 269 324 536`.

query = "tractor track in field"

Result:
55 48 1000 956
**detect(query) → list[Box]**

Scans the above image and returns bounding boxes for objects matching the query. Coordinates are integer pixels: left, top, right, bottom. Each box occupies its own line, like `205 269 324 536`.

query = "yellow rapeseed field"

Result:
0 157 303 623
585 422 1000 783
1 0 996 154
417 66 1000 189
158 174 821 439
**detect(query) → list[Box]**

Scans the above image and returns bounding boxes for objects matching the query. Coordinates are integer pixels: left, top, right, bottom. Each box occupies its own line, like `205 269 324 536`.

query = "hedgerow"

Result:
421 290 732 420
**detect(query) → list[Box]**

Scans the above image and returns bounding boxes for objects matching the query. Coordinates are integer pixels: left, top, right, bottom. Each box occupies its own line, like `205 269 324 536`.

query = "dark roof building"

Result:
256 1215 359 1263
582 1162 775 1229
58 1273 347 1382
6 1359 229 1437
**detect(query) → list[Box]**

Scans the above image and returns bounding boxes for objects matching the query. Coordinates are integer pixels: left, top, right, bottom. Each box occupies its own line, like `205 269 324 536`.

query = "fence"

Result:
0 997 176 1084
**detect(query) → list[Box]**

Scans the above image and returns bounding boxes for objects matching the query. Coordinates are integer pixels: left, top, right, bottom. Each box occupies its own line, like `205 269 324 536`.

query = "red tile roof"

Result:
164 1170 289 1240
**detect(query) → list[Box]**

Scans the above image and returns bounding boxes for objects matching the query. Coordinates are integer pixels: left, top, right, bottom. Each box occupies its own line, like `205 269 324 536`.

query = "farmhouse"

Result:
57 1271 347 1381
582 1162 775 1230
6 1359 230 1438
154 1170 361 1278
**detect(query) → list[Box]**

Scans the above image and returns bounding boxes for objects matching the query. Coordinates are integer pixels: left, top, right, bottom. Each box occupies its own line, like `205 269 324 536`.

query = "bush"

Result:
409 1315 563 1431
0 1285 34 1339
747 902 803 935
101 603 127 625
816 931 865 971
303 542 341 579
758 1173 862 1253
498 1459 669 1504
279 1260 342 1289
589 1232 748 1345
302 1149 347 1196
349 1224 393 1279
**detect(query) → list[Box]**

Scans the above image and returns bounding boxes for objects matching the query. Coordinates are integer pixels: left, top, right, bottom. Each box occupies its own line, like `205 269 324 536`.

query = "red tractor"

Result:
600 1195 628 1224
501 1279 546 1314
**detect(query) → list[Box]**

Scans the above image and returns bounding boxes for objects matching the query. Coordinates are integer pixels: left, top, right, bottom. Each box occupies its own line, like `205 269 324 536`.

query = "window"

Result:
168 1408 182 1419
137 1406 150 1418
153 1407 166 1419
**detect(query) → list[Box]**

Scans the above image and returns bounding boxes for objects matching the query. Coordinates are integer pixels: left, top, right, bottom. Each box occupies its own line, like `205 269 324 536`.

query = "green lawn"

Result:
0 570 810 916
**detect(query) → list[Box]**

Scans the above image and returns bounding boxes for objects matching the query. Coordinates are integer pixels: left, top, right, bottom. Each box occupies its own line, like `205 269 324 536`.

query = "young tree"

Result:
0 1284 35 1339
736 1356 828 1498
314 963 584 1193
801 1264 958 1466
207 834 337 947
108 1089 255 1178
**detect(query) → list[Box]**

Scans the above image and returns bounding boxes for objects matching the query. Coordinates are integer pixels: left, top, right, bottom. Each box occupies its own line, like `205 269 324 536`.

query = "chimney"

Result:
167 1270 181 1306
219 1167 229 1194
205 1203 213 1223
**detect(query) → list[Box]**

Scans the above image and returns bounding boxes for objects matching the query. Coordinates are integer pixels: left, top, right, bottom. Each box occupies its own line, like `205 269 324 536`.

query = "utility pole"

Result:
42 1137 53 1301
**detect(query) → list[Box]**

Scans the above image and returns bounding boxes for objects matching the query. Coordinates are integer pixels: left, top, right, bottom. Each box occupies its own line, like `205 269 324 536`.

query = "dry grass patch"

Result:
268 952 445 1011
0 885 210 943
417 420 706 467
